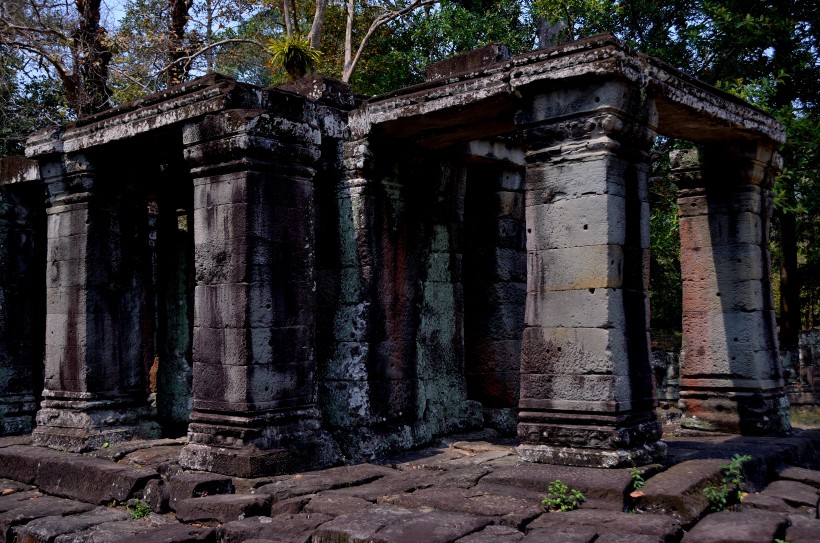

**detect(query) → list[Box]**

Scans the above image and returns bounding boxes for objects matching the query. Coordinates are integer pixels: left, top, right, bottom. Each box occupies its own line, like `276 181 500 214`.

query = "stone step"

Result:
0 445 158 504
680 509 789 543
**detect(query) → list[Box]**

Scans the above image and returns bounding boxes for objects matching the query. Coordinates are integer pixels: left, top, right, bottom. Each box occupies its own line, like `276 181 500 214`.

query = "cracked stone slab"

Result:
785 514 820 543
167 473 234 511
367 510 492 543
455 524 524 543
777 466 820 489
634 459 725 524
311 505 419 543
0 495 94 540
117 524 216 543
526 509 682 542
255 464 396 500
378 486 542 529
761 480 820 508
14 506 129 543
218 513 334 543
174 494 272 523
53 513 178 543
481 464 633 508
521 525 598 543
680 510 788 543
302 493 371 516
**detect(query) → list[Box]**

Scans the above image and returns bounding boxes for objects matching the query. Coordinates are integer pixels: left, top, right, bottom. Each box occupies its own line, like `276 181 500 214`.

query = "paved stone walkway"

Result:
0 430 816 543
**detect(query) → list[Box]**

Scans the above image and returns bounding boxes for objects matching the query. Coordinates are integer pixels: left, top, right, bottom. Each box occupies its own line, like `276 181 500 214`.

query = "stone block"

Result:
520 526 596 543
167 473 234 511
311 504 418 543
678 212 763 248
0 496 94 540
175 494 272 523
681 309 778 363
785 514 820 543
117 525 216 543
456 524 524 543
256 464 397 501
525 194 626 251
679 244 767 283
682 278 770 313
521 327 629 376
378 486 542 529
777 466 820 488
303 493 371 516
14 507 128 543
528 245 624 291
525 289 627 329
520 373 631 404
526 509 682 542
635 459 725 524
218 513 334 543
680 509 787 543
368 510 492 543
761 480 820 508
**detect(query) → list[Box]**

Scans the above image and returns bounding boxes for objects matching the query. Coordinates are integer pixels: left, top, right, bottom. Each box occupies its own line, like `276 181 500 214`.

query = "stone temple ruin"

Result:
0 35 793 477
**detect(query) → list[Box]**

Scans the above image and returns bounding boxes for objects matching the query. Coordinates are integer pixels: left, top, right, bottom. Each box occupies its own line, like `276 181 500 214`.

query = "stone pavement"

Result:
0 430 816 543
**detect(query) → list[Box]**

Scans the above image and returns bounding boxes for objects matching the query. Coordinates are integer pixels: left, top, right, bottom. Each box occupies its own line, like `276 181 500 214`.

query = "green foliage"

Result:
541 479 585 511
627 456 645 491
703 454 752 512
127 500 151 519
266 35 322 81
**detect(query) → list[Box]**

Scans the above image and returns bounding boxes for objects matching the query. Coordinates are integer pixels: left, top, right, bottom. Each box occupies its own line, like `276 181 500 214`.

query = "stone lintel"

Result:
517 440 667 468
357 34 782 148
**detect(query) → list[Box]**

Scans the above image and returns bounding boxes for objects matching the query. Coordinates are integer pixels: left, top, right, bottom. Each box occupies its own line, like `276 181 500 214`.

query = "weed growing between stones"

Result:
703 454 752 512
127 500 151 519
542 480 585 512
628 455 645 492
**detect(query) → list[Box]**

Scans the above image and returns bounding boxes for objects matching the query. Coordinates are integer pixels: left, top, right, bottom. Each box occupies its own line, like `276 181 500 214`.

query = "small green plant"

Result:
627 455 645 491
127 500 151 519
703 454 752 512
541 479 585 512
266 36 321 80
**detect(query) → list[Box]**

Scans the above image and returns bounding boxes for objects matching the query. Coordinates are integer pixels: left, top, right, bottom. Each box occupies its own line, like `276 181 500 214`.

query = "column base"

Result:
517 440 667 468
180 407 341 477
679 388 791 435
0 394 36 435
32 399 160 452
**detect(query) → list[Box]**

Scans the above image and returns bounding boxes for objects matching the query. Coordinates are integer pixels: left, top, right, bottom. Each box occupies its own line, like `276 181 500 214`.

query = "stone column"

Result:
673 145 790 434
516 81 665 467
32 152 158 451
0 158 43 435
179 99 340 477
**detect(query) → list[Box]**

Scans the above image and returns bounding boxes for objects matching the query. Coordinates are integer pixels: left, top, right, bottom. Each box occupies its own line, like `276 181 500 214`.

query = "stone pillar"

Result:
32 152 159 451
673 145 790 434
179 99 340 477
0 158 43 435
516 81 665 467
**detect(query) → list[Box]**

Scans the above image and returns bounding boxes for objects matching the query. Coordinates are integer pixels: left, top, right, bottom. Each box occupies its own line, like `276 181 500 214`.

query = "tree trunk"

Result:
307 0 328 49
780 201 800 349
168 0 192 87
73 0 111 116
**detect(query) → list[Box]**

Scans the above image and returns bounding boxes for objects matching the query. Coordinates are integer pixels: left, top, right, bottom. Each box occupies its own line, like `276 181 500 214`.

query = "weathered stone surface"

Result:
521 526 597 543
366 510 491 543
167 473 234 511
33 453 159 504
455 524 524 543
255 464 396 500
310 504 418 543
778 465 820 488
0 491 43 512
0 496 94 539
378 486 542 529
218 513 334 543
302 493 371 516
323 472 436 501
527 510 682 542
14 507 129 543
680 510 788 543
269 495 314 515
636 459 725 523
785 514 820 543
174 493 271 523
117 524 216 543
481 465 633 508
740 492 794 513
761 480 820 508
